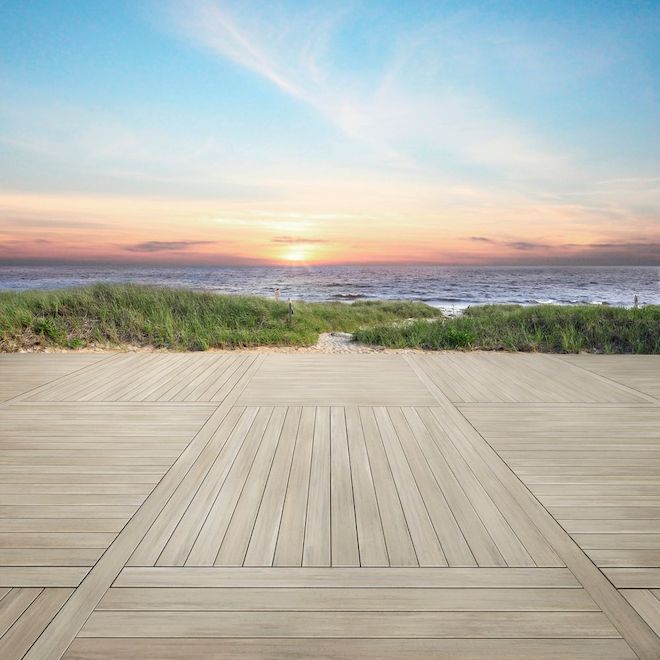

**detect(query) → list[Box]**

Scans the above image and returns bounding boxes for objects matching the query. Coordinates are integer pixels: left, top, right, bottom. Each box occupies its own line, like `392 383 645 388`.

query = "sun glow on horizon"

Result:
281 245 312 263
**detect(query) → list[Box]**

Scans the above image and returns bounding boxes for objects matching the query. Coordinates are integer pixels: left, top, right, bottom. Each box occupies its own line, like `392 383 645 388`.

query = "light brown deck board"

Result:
0 401 213 608
25 354 256 403
80 610 619 638
63 638 638 660
131 406 252 566
98 586 598 611
115 566 581 588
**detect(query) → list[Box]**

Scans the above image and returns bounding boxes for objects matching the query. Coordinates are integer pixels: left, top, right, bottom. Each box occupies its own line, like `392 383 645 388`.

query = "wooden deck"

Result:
0 352 658 659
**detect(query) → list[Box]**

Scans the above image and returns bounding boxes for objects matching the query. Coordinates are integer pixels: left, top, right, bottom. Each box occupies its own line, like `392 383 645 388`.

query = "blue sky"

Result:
0 0 659 265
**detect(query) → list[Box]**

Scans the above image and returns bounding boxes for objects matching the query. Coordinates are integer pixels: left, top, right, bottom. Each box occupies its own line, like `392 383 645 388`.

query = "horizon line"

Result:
1 259 658 269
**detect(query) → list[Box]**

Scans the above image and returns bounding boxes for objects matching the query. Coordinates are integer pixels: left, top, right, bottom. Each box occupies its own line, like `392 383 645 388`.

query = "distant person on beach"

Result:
275 288 281 301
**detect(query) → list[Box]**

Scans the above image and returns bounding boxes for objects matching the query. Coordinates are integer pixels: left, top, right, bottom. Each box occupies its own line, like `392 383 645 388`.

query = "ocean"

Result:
0 265 658 313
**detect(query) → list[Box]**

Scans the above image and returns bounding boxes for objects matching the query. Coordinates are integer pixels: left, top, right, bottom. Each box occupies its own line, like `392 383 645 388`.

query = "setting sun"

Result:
282 246 310 263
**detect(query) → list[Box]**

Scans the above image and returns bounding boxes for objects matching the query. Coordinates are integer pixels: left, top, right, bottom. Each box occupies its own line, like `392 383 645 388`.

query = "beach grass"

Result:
2 285 657 353
354 303 660 353
0 283 440 351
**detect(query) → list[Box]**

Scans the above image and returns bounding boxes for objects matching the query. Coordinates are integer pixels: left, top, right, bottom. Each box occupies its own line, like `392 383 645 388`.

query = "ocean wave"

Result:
331 293 366 300
417 296 463 303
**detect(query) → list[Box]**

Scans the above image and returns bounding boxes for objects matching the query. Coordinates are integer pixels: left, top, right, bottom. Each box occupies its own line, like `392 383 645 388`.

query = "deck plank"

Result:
329 407 360 567
344 407 388 566
80 610 619 638
273 407 315 566
63 638 638 659
302 407 331 566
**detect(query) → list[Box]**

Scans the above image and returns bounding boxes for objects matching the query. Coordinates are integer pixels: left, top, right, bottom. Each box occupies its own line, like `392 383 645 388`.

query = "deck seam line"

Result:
0 353 118 409
548 355 660 405
384 406 456 566
151 405 247 567
210 407 276 567
409 406 507 567
265 406 302 567
355 407 391 566
398 406 480 567
412 357 537 566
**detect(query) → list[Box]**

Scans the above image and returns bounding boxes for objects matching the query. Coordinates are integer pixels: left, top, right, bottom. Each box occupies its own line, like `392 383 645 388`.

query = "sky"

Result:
0 0 659 266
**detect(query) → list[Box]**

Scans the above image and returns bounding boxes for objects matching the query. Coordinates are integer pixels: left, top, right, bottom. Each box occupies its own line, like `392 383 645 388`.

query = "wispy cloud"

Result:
123 240 216 252
462 236 660 265
467 236 550 250
558 241 660 266
506 241 550 251
167 0 566 175
3 215 113 230
271 235 329 244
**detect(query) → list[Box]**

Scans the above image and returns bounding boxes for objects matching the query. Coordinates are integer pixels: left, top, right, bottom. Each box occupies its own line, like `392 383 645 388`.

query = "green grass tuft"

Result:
354 304 660 353
0 283 441 351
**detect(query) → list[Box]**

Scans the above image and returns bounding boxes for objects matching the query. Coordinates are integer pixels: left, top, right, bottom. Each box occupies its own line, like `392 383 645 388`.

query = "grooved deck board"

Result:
63 638 639 659
80 610 618 638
